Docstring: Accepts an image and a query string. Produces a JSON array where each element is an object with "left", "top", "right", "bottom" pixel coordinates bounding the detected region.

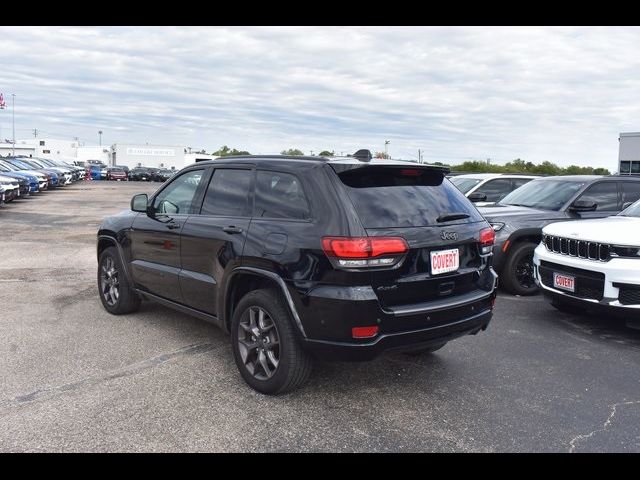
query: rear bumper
[
  {"left": 294, "top": 268, "right": 498, "bottom": 361},
  {"left": 302, "top": 310, "right": 492, "bottom": 361}
]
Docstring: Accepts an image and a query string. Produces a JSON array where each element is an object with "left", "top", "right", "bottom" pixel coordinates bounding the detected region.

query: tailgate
[{"left": 365, "top": 222, "right": 487, "bottom": 307}]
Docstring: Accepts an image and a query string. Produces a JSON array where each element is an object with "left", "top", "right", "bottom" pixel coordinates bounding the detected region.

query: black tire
[
  {"left": 501, "top": 241, "right": 539, "bottom": 296},
  {"left": 97, "top": 246, "right": 141, "bottom": 315},
  {"left": 231, "top": 289, "right": 313, "bottom": 395},
  {"left": 551, "top": 298, "right": 584, "bottom": 314},
  {"left": 402, "top": 342, "right": 447, "bottom": 356}
]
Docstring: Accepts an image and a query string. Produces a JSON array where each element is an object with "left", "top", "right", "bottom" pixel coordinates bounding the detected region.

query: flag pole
[{"left": 12, "top": 94, "right": 16, "bottom": 156}]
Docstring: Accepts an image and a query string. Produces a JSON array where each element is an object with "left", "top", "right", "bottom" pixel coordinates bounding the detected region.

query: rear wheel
[
  {"left": 231, "top": 289, "right": 313, "bottom": 394},
  {"left": 501, "top": 241, "right": 539, "bottom": 296},
  {"left": 98, "top": 246, "right": 141, "bottom": 314},
  {"left": 402, "top": 342, "right": 447, "bottom": 356}
]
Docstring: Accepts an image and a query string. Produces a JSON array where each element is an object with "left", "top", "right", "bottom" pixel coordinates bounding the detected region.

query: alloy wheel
[
  {"left": 237, "top": 306, "right": 280, "bottom": 380},
  {"left": 100, "top": 256, "right": 120, "bottom": 306},
  {"left": 515, "top": 253, "right": 536, "bottom": 290}
]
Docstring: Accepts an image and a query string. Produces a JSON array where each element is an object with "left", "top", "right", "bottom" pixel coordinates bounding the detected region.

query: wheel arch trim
[
  {"left": 224, "top": 267, "right": 306, "bottom": 338},
  {"left": 505, "top": 228, "right": 543, "bottom": 251},
  {"left": 97, "top": 234, "right": 133, "bottom": 285}
]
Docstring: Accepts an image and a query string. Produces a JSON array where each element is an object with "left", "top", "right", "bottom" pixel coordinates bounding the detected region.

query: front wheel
[
  {"left": 98, "top": 246, "right": 141, "bottom": 314},
  {"left": 501, "top": 241, "right": 539, "bottom": 296},
  {"left": 231, "top": 289, "right": 313, "bottom": 394}
]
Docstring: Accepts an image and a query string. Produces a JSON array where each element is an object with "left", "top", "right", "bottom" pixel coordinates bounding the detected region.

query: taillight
[
  {"left": 322, "top": 236, "right": 408, "bottom": 268},
  {"left": 479, "top": 227, "right": 495, "bottom": 254},
  {"left": 352, "top": 326, "right": 379, "bottom": 338}
]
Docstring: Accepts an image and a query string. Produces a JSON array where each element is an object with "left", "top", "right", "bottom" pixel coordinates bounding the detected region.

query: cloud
[{"left": 1, "top": 25, "right": 640, "bottom": 170}]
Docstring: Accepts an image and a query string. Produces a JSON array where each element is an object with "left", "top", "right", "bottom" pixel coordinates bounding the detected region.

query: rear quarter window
[
  {"left": 254, "top": 171, "right": 310, "bottom": 220},
  {"left": 335, "top": 166, "right": 484, "bottom": 228}
]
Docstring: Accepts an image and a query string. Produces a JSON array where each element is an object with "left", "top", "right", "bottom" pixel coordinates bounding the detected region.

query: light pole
[
  {"left": 12, "top": 94, "right": 16, "bottom": 156},
  {"left": 384, "top": 140, "right": 390, "bottom": 158},
  {"left": 98, "top": 130, "right": 103, "bottom": 146}
]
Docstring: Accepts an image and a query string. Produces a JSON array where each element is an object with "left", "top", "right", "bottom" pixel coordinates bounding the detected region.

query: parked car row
[
  {"left": 127, "top": 166, "right": 176, "bottom": 182},
  {"left": 0, "top": 155, "right": 86, "bottom": 205},
  {"left": 72, "top": 161, "right": 176, "bottom": 183},
  {"left": 452, "top": 172, "right": 640, "bottom": 325}
]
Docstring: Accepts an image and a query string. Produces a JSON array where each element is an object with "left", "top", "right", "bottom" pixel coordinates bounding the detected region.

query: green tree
[
  {"left": 318, "top": 150, "right": 334, "bottom": 157},
  {"left": 564, "top": 165, "right": 591, "bottom": 175},
  {"left": 281, "top": 148, "right": 305, "bottom": 156},
  {"left": 449, "top": 158, "right": 610, "bottom": 176},
  {"left": 533, "top": 161, "right": 562, "bottom": 175},
  {"left": 212, "top": 145, "right": 250, "bottom": 156}
]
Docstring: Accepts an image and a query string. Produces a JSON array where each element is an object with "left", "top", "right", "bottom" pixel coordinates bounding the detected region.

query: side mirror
[
  {"left": 569, "top": 200, "right": 597, "bottom": 212},
  {"left": 622, "top": 201, "right": 634, "bottom": 210},
  {"left": 468, "top": 192, "right": 488, "bottom": 202},
  {"left": 131, "top": 193, "right": 149, "bottom": 213}
]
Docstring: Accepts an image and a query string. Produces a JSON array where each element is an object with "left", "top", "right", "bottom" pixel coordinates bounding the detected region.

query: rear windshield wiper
[{"left": 436, "top": 213, "right": 470, "bottom": 223}]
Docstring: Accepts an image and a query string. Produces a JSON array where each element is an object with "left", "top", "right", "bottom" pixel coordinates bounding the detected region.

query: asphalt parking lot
[{"left": 1, "top": 181, "right": 640, "bottom": 452}]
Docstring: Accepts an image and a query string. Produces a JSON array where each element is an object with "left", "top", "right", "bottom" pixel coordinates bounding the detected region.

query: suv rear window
[{"left": 336, "top": 166, "right": 483, "bottom": 228}]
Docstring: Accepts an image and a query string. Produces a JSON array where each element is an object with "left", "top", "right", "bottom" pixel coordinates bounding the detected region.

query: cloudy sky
[{"left": 1, "top": 26, "right": 640, "bottom": 170}]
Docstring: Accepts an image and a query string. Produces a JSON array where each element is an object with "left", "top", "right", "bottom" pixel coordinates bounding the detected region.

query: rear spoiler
[{"left": 328, "top": 161, "right": 450, "bottom": 176}]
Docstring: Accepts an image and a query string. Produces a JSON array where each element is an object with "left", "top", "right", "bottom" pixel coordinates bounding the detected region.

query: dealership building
[
  {"left": 0, "top": 138, "right": 215, "bottom": 170},
  {"left": 619, "top": 132, "right": 640, "bottom": 175},
  {"left": 110, "top": 144, "right": 186, "bottom": 170}
]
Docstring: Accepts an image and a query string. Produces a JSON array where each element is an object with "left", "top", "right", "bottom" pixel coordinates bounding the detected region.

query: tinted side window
[
  {"left": 577, "top": 182, "right": 619, "bottom": 211},
  {"left": 153, "top": 169, "right": 204, "bottom": 215},
  {"left": 474, "top": 178, "right": 514, "bottom": 202},
  {"left": 621, "top": 182, "right": 640, "bottom": 205},
  {"left": 512, "top": 178, "right": 533, "bottom": 189},
  {"left": 200, "top": 168, "right": 252, "bottom": 216},
  {"left": 254, "top": 171, "right": 310, "bottom": 220}
]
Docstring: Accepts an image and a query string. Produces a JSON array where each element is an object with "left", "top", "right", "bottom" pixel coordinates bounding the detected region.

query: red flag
[{"left": 0, "top": 93, "right": 6, "bottom": 109}]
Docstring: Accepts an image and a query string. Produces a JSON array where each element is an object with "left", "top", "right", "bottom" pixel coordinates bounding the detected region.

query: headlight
[
  {"left": 611, "top": 245, "right": 640, "bottom": 258},
  {"left": 491, "top": 222, "right": 506, "bottom": 232}
]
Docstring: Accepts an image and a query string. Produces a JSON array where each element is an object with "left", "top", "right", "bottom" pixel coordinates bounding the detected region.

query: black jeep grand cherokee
[{"left": 97, "top": 151, "right": 498, "bottom": 394}]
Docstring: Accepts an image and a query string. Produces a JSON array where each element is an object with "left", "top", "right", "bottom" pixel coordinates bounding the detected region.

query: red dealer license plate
[
  {"left": 430, "top": 248, "right": 459, "bottom": 275},
  {"left": 553, "top": 272, "right": 575, "bottom": 292}
]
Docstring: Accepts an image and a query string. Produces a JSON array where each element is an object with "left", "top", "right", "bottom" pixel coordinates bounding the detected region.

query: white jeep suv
[{"left": 534, "top": 199, "right": 640, "bottom": 318}]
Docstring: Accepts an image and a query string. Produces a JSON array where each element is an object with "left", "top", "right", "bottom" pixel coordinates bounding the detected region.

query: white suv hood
[{"left": 543, "top": 216, "right": 640, "bottom": 245}]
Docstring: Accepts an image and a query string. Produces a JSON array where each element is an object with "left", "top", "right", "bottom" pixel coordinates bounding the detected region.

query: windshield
[
  {"left": 6, "top": 159, "right": 32, "bottom": 170},
  {"left": 499, "top": 179, "right": 586, "bottom": 211},
  {"left": 0, "top": 161, "right": 18, "bottom": 171},
  {"left": 24, "top": 160, "right": 44, "bottom": 168},
  {"left": 620, "top": 200, "right": 640, "bottom": 218},
  {"left": 450, "top": 177, "right": 483, "bottom": 194}
]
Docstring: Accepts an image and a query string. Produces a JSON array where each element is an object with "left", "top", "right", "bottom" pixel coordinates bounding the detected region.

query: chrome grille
[{"left": 543, "top": 235, "right": 610, "bottom": 261}]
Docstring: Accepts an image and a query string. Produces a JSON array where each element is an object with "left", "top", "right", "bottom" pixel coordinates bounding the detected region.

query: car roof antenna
[{"left": 353, "top": 149, "right": 372, "bottom": 162}]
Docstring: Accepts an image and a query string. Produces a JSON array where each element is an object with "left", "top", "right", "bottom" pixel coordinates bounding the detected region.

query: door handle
[
  {"left": 166, "top": 222, "right": 180, "bottom": 230},
  {"left": 223, "top": 226, "right": 243, "bottom": 234}
]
